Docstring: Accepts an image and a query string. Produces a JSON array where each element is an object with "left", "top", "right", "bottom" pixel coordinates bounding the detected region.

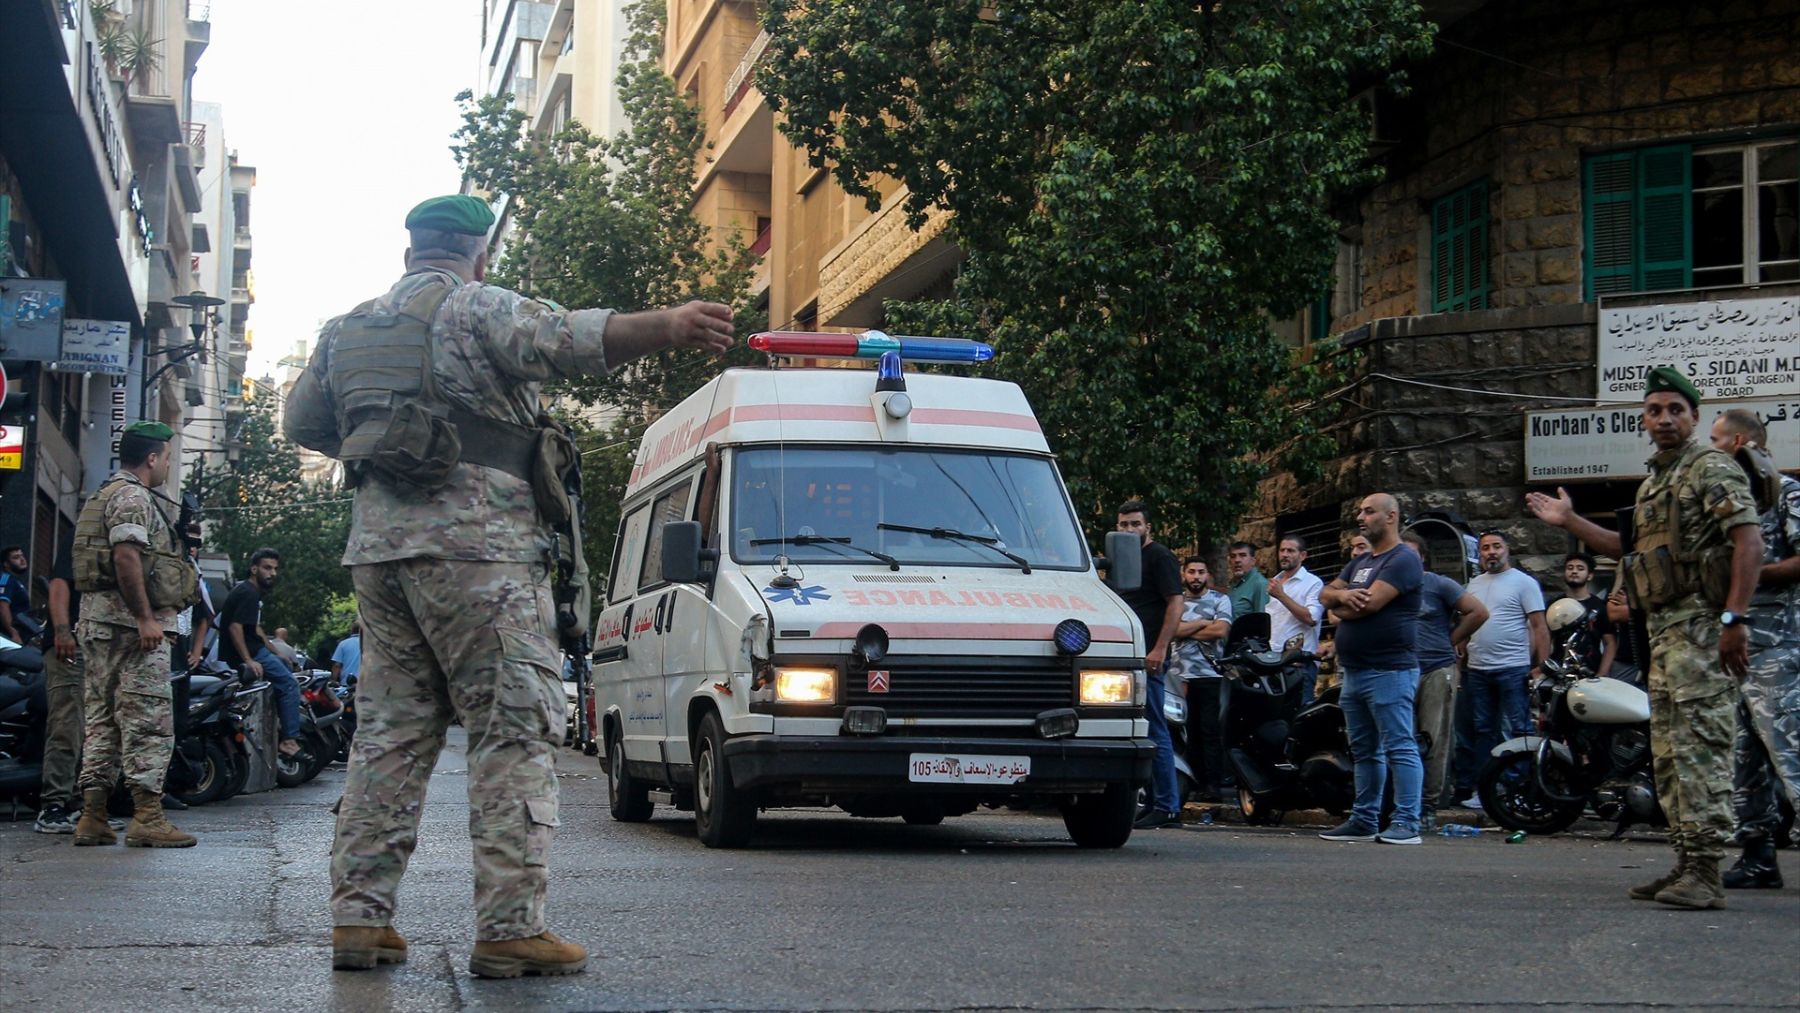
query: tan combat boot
[
  {"left": 71, "top": 787, "right": 118, "bottom": 847},
  {"left": 468, "top": 930, "right": 588, "bottom": 979},
  {"left": 1656, "top": 854, "right": 1728, "bottom": 910},
  {"left": 1628, "top": 849, "right": 1686, "bottom": 900},
  {"left": 331, "top": 926, "right": 409, "bottom": 970},
  {"left": 124, "top": 789, "right": 196, "bottom": 848}
]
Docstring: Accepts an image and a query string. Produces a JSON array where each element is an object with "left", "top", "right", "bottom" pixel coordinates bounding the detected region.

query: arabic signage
[
  {"left": 52, "top": 319, "right": 131, "bottom": 375},
  {"left": 1598, "top": 295, "right": 1800, "bottom": 402},
  {"left": 0, "top": 279, "right": 69, "bottom": 361},
  {"left": 0, "top": 425, "right": 23, "bottom": 471},
  {"left": 1525, "top": 397, "right": 1800, "bottom": 483}
]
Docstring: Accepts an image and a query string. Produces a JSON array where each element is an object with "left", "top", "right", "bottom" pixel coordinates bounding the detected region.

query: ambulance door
[
  {"left": 594, "top": 499, "right": 661, "bottom": 769},
  {"left": 630, "top": 471, "right": 707, "bottom": 776}
]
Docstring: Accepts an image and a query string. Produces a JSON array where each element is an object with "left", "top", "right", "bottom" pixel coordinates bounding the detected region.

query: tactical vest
[
  {"left": 1620, "top": 446, "right": 1734, "bottom": 611},
  {"left": 72, "top": 475, "right": 200, "bottom": 611}
]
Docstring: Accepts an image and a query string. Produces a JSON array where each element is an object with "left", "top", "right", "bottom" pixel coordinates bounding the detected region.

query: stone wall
[{"left": 1343, "top": 0, "right": 1800, "bottom": 330}]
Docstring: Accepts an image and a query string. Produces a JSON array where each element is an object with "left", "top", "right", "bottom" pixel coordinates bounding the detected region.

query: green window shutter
[
  {"left": 1308, "top": 290, "right": 1331, "bottom": 341},
  {"left": 1430, "top": 179, "right": 1490, "bottom": 313},
  {"left": 1635, "top": 144, "right": 1692, "bottom": 293},
  {"left": 1582, "top": 144, "right": 1692, "bottom": 299}
]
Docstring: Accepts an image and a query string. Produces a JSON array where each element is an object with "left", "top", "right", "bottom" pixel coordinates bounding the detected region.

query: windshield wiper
[
  {"left": 876, "top": 523, "right": 1031, "bottom": 574},
  {"left": 749, "top": 534, "right": 900, "bottom": 571}
]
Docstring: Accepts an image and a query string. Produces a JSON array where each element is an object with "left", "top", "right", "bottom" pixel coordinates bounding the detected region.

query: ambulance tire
[
  {"left": 606, "top": 723, "right": 654, "bottom": 822},
  {"left": 694, "top": 712, "right": 756, "bottom": 848},
  {"left": 1060, "top": 782, "right": 1136, "bottom": 848}
]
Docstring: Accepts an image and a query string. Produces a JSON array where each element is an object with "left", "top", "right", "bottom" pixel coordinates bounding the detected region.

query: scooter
[
  {"left": 167, "top": 661, "right": 271, "bottom": 806},
  {"left": 1223, "top": 616, "right": 1349, "bottom": 825},
  {"left": 1477, "top": 598, "right": 1662, "bottom": 837},
  {"left": 0, "top": 635, "right": 48, "bottom": 806},
  {"left": 274, "top": 671, "right": 344, "bottom": 788}
]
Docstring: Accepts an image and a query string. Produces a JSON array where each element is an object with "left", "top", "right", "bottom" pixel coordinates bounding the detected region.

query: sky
[{"left": 190, "top": 1, "right": 487, "bottom": 378}]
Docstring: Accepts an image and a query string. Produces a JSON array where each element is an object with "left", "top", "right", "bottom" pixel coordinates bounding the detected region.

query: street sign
[
  {"left": 52, "top": 319, "right": 131, "bottom": 375},
  {"left": 1524, "top": 397, "right": 1800, "bottom": 483},
  {"left": 1598, "top": 295, "right": 1800, "bottom": 402},
  {"left": 0, "top": 424, "right": 23, "bottom": 471}
]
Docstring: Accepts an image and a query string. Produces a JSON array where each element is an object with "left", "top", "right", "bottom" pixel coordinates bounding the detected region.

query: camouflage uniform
[
  {"left": 75, "top": 473, "right": 180, "bottom": 796},
  {"left": 1634, "top": 441, "right": 1760, "bottom": 863},
  {"left": 287, "top": 268, "right": 611, "bottom": 942},
  {"left": 1732, "top": 474, "right": 1800, "bottom": 835}
]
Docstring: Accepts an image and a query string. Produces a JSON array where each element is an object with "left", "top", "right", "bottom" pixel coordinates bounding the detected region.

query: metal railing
[
  {"left": 187, "top": 1, "right": 212, "bottom": 22},
  {"left": 185, "top": 121, "right": 206, "bottom": 147},
  {"left": 722, "top": 29, "right": 770, "bottom": 113}
]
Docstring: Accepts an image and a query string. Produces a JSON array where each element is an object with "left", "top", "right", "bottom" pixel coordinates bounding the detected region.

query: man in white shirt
[
  {"left": 1266, "top": 535, "right": 1325, "bottom": 703},
  {"left": 1454, "top": 530, "right": 1549, "bottom": 808}
]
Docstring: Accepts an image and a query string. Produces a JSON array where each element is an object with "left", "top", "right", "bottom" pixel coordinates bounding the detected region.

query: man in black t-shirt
[
  {"left": 1549, "top": 552, "right": 1606, "bottom": 671},
  {"left": 1116, "top": 500, "right": 1184, "bottom": 828},
  {"left": 220, "top": 548, "right": 303, "bottom": 756}
]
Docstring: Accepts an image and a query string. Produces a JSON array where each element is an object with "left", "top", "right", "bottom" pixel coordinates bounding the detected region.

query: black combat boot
[{"left": 1721, "top": 833, "right": 1783, "bottom": 890}]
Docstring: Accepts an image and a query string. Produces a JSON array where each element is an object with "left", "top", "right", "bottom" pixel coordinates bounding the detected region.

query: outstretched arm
[{"left": 1525, "top": 487, "right": 1623, "bottom": 558}]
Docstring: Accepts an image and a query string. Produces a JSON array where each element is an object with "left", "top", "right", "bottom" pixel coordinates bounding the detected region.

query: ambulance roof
[{"left": 625, "top": 367, "right": 1051, "bottom": 497}]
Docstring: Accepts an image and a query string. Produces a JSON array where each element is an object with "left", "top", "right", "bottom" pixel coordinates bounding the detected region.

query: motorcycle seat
[{"left": 189, "top": 674, "right": 231, "bottom": 698}]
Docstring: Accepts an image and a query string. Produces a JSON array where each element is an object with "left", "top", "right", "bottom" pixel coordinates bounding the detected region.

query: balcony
[
  {"left": 818, "top": 189, "right": 961, "bottom": 328},
  {"left": 705, "top": 29, "right": 772, "bottom": 185},
  {"left": 232, "top": 227, "right": 250, "bottom": 274},
  {"left": 185, "top": 120, "right": 207, "bottom": 164}
]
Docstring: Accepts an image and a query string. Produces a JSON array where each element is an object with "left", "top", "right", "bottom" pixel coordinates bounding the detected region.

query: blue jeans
[
  {"left": 1144, "top": 672, "right": 1179, "bottom": 814},
  {"left": 1453, "top": 664, "right": 1532, "bottom": 798},
  {"left": 255, "top": 646, "right": 303, "bottom": 741},
  {"left": 1340, "top": 666, "right": 1423, "bottom": 831},
  {"left": 1296, "top": 660, "right": 1321, "bottom": 707}
]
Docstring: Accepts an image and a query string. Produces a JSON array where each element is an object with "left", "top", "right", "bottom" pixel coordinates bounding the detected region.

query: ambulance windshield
[{"left": 730, "top": 446, "right": 1088, "bottom": 571}]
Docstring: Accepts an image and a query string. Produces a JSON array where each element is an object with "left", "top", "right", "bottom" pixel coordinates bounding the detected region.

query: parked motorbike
[
  {"left": 0, "top": 635, "right": 48, "bottom": 805},
  {"left": 329, "top": 670, "right": 357, "bottom": 762},
  {"left": 1477, "top": 598, "right": 1662, "bottom": 836},
  {"left": 167, "top": 661, "right": 271, "bottom": 806},
  {"left": 275, "top": 671, "right": 344, "bottom": 788},
  {"left": 1222, "top": 615, "right": 1349, "bottom": 825}
]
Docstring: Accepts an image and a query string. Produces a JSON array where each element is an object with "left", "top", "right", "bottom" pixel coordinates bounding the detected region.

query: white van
[{"left": 587, "top": 335, "right": 1151, "bottom": 848}]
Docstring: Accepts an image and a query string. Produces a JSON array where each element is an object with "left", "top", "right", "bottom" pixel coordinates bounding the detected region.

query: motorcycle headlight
[
  {"left": 773, "top": 667, "right": 836, "bottom": 703},
  {"left": 1079, "top": 669, "right": 1135, "bottom": 705}
]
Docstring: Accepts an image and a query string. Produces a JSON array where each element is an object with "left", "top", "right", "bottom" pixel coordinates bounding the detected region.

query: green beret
[
  {"left": 1645, "top": 365, "right": 1700, "bottom": 409},
  {"left": 403, "top": 195, "right": 495, "bottom": 236},
  {"left": 124, "top": 420, "right": 174, "bottom": 441}
]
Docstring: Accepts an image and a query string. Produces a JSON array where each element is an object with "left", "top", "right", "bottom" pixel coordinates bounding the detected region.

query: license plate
[{"left": 907, "top": 753, "right": 1030, "bottom": 784}]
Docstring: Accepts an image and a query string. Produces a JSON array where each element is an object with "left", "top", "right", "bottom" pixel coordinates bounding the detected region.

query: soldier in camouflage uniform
[
  {"left": 1528, "top": 367, "right": 1763, "bottom": 910},
  {"left": 1708, "top": 409, "right": 1800, "bottom": 889},
  {"left": 285, "top": 195, "right": 733, "bottom": 978},
  {"left": 70, "top": 420, "right": 196, "bottom": 849}
]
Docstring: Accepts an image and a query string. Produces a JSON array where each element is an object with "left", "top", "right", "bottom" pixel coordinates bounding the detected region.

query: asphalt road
[{"left": 2, "top": 732, "right": 1796, "bottom": 1013}]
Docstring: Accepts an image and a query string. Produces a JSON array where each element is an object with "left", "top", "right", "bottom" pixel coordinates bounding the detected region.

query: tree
[
  {"left": 186, "top": 394, "right": 353, "bottom": 648},
  {"left": 758, "top": 1, "right": 1431, "bottom": 549},
  {"left": 452, "top": 0, "right": 766, "bottom": 582}
]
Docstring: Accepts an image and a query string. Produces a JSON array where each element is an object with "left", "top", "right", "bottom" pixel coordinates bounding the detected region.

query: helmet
[{"left": 1546, "top": 596, "right": 1589, "bottom": 633}]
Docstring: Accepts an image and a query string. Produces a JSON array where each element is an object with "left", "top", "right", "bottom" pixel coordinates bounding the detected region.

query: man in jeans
[
  {"left": 1455, "top": 531, "right": 1549, "bottom": 809},
  {"left": 1400, "top": 530, "right": 1488, "bottom": 824},
  {"left": 218, "top": 548, "right": 304, "bottom": 759},
  {"left": 1115, "top": 500, "right": 1184, "bottom": 829},
  {"left": 1318, "top": 493, "right": 1426, "bottom": 845},
  {"left": 1170, "top": 557, "right": 1233, "bottom": 801}
]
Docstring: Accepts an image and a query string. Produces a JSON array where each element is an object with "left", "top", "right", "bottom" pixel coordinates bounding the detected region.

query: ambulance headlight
[
  {"left": 1078, "top": 670, "right": 1135, "bottom": 705},
  {"left": 774, "top": 667, "right": 837, "bottom": 703}
]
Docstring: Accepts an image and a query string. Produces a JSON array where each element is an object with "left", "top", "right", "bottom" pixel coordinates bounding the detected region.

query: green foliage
[
  {"left": 186, "top": 395, "right": 353, "bottom": 646},
  {"left": 307, "top": 593, "right": 360, "bottom": 668},
  {"left": 451, "top": 0, "right": 765, "bottom": 581},
  {"left": 758, "top": 1, "right": 1431, "bottom": 549}
]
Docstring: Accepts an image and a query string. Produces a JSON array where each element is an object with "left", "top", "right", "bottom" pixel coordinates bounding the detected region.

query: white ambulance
[{"left": 587, "top": 332, "right": 1152, "bottom": 848}]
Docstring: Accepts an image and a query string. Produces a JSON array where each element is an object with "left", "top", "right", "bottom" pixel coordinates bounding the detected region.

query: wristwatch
[{"left": 1720, "top": 611, "right": 1757, "bottom": 628}]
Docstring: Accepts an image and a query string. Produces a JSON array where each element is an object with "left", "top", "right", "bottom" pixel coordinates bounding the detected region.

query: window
[
  {"left": 607, "top": 503, "right": 650, "bottom": 604},
  {"left": 1429, "top": 179, "right": 1490, "bottom": 313},
  {"left": 637, "top": 479, "right": 696, "bottom": 592},
  {"left": 1583, "top": 139, "right": 1800, "bottom": 299}
]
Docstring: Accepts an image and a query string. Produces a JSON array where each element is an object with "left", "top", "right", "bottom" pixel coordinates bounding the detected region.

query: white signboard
[
  {"left": 1598, "top": 295, "right": 1800, "bottom": 402},
  {"left": 53, "top": 318, "right": 131, "bottom": 376},
  {"left": 1525, "top": 398, "right": 1800, "bottom": 483}
]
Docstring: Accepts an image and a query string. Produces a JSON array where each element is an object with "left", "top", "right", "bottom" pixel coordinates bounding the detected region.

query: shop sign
[
  {"left": 0, "top": 425, "right": 23, "bottom": 471},
  {"left": 52, "top": 318, "right": 131, "bottom": 375},
  {"left": 0, "top": 278, "right": 69, "bottom": 361},
  {"left": 1598, "top": 295, "right": 1800, "bottom": 402},
  {"left": 1525, "top": 397, "right": 1800, "bottom": 482}
]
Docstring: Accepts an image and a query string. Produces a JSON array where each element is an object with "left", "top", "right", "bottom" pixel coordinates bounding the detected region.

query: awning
[{"left": 0, "top": 1, "right": 142, "bottom": 327}]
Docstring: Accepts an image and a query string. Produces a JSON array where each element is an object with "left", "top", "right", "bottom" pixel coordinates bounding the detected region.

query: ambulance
[{"left": 587, "top": 331, "right": 1153, "bottom": 848}]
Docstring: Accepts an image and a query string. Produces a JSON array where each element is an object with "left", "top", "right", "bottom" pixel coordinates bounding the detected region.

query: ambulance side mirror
[
  {"left": 1098, "top": 531, "right": 1141, "bottom": 593},
  {"left": 661, "top": 522, "right": 717, "bottom": 584}
]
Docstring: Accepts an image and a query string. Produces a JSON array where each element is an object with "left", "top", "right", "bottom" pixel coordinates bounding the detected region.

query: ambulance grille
[
  {"left": 846, "top": 656, "right": 1073, "bottom": 718},
  {"left": 850, "top": 574, "right": 939, "bottom": 583}
]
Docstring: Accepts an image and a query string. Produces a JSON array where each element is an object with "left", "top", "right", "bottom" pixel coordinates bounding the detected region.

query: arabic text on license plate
[{"left": 907, "top": 753, "right": 1030, "bottom": 784}]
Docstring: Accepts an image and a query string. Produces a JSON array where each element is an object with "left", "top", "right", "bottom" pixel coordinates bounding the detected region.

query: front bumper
[{"left": 721, "top": 735, "right": 1155, "bottom": 793}]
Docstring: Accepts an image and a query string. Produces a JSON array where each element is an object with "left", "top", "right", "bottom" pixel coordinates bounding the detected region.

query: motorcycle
[
  {"left": 1223, "top": 616, "right": 1350, "bottom": 825},
  {"left": 1477, "top": 597, "right": 1662, "bottom": 836},
  {"left": 167, "top": 661, "right": 271, "bottom": 807},
  {"left": 275, "top": 671, "right": 344, "bottom": 788},
  {"left": 0, "top": 634, "right": 48, "bottom": 805}
]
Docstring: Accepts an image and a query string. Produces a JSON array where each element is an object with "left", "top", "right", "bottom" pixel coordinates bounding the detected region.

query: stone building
[{"left": 1245, "top": 0, "right": 1800, "bottom": 584}]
